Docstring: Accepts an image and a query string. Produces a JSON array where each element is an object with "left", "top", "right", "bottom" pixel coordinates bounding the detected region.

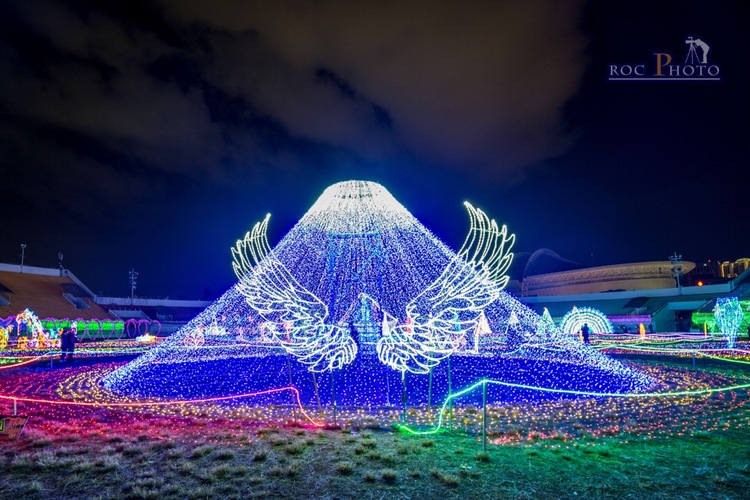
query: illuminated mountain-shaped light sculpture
[
  {"left": 103, "top": 181, "right": 651, "bottom": 406},
  {"left": 232, "top": 198, "right": 513, "bottom": 375}
]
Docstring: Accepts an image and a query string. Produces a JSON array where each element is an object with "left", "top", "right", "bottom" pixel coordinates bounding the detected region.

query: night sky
[{"left": 1, "top": 1, "right": 747, "bottom": 299}]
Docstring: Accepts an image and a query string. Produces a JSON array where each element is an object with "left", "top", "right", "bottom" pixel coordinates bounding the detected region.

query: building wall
[
  {"left": 525, "top": 277, "right": 677, "bottom": 296},
  {"left": 720, "top": 258, "right": 750, "bottom": 278},
  {"left": 521, "top": 261, "right": 695, "bottom": 297}
]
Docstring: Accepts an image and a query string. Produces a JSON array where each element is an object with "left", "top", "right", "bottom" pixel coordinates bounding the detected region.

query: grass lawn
[{"left": 1, "top": 421, "right": 749, "bottom": 499}]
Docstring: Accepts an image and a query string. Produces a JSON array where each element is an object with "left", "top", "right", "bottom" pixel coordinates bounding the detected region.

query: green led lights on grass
[{"left": 398, "top": 375, "right": 750, "bottom": 435}]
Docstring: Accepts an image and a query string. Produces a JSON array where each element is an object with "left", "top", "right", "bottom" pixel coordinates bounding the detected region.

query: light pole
[
  {"left": 20, "top": 244, "right": 26, "bottom": 273},
  {"left": 669, "top": 251, "right": 683, "bottom": 295},
  {"left": 129, "top": 268, "right": 138, "bottom": 304}
]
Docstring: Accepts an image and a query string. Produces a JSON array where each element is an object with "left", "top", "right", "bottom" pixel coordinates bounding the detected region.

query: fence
[{"left": 0, "top": 316, "right": 162, "bottom": 343}]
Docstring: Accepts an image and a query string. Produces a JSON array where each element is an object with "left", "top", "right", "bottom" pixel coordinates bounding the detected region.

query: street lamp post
[
  {"left": 129, "top": 268, "right": 138, "bottom": 304},
  {"left": 669, "top": 251, "right": 683, "bottom": 294},
  {"left": 20, "top": 244, "right": 26, "bottom": 273}
]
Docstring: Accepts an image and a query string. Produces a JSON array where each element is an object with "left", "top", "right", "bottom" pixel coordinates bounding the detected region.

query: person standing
[
  {"left": 67, "top": 324, "right": 79, "bottom": 361},
  {"left": 581, "top": 323, "right": 591, "bottom": 344},
  {"left": 60, "top": 327, "right": 70, "bottom": 362}
]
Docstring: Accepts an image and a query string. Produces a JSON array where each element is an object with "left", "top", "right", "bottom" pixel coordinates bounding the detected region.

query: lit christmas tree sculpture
[
  {"left": 104, "top": 181, "right": 651, "bottom": 406},
  {"left": 714, "top": 297, "right": 743, "bottom": 349}
]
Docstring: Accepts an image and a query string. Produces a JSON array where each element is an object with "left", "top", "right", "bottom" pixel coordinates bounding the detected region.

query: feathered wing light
[
  {"left": 377, "top": 202, "right": 515, "bottom": 374},
  {"left": 232, "top": 215, "right": 357, "bottom": 372},
  {"left": 377, "top": 311, "right": 462, "bottom": 374}
]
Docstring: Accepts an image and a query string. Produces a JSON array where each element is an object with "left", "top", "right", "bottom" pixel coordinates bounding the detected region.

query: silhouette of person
[
  {"left": 686, "top": 37, "right": 710, "bottom": 64},
  {"left": 69, "top": 325, "right": 79, "bottom": 360},
  {"left": 60, "top": 327, "right": 70, "bottom": 361},
  {"left": 581, "top": 323, "right": 590, "bottom": 344},
  {"left": 61, "top": 325, "right": 79, "bottom": 362},
  {"left": 348, "top": 319, "right": 359, "bottom": 344},
  {"left": 692, "top": 38, "right": 710, "bottom": 63}
]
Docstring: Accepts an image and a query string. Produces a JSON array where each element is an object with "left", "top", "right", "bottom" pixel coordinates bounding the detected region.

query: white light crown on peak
[
  {"left": 299, "top": 180, "right": 418, "bottom": 234},
  {"left": 376, "top": 202, "right": 515, "bottom": 374},
  {"left": 232, "top": 214, "right": 357, "bottom": 372}
]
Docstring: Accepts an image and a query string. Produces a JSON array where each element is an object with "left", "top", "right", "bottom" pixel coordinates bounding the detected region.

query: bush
[
  {"left": 335, "top": 461, "right": 355, "bottom": 475},
  {"left": 381, "top": 469, "right": 398, "bottom": 483}
]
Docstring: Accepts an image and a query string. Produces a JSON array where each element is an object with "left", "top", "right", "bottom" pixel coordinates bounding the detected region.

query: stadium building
[
  {"left": 509, "top": 250, "right": 750, "bottom": 333},
  {"left": 0, "top": 263, "right": 210, "bottom": 338}
]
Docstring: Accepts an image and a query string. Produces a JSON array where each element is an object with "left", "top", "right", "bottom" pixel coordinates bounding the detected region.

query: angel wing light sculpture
[
  {"left": 376, "top": 202, "right": 515, "bottom": 374},
  {"left": 232, "top": 215, "right": 357, "bottom": 372},
  {"left": 233, "top": 202, "right": 513, "bottom": 375}
]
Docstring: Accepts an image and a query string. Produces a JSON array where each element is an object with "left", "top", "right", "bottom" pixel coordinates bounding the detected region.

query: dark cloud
[
  {"left": 2, "top": 0, "right": 743, "bottom": 298},
  {"left": 0, "top": 0, "right": 588, "bottom": 298},
  {"left": 2, "top": 0, "right": 586, "bottom": 185},
  {"left": 164, "top": 0, "right": 586, "bottom": 173}
]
